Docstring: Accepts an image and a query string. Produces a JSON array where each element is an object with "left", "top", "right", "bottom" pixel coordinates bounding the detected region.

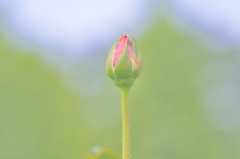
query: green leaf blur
[{"left": 85, "top": 148, "right": 121, "bottom": 159}]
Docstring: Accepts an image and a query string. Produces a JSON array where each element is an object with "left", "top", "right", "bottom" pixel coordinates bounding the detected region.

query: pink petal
[
  {"left": 112, "top": 35, "right": 138, "bottom": 68},
  {"left": 113, "top": 35, "right": 127, "bottom": 66}
]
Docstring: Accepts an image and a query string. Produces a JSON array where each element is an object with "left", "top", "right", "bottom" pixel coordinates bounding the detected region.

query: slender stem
[{"left": 120, "top": 88, "right": 131, "bottom": 159}]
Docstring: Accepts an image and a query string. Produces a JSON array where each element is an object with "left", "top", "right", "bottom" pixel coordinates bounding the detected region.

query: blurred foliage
[
  {"left": 1, "top": 19, "right": 240, "bottom": 159},
  {"left": 85, "top": 147, "right": 121, "bottom": 159}
]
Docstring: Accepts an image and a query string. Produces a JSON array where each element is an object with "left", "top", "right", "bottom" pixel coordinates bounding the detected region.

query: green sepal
[
  {"left": 114, "top": 77, "right": 135, "bottom": 88},
  {"left": 85, "top": 147, "right": 121, "bottom": 159},
  {"left": 114, "top": 36, "right": 133, "bottom": 78},
  {"left": 105, "top": 37, "right": 121, "bottom": 80},
  {"left": 132, "top": 37, "right": 142, "bottom": 78}
]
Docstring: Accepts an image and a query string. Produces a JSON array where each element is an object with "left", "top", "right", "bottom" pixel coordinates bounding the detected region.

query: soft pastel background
[{"left": 1, "top": 0, "right": 240, "bottom": 159}]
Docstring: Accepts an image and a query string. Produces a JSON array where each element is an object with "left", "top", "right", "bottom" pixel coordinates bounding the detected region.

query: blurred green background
[{"left": 1, "top": 17, "right": 240, "bottom": 159}]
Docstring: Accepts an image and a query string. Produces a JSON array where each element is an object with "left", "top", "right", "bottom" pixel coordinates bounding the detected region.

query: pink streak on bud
[{"left": 113, "top": 35, "right": 138, "bottom": 67}]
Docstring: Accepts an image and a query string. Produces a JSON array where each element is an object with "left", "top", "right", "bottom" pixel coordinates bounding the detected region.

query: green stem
[{"left": 120, "top": 88, "right": 131, "bottom": 159}]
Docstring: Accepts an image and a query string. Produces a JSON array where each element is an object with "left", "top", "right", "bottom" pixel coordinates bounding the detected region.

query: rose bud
[{"left": 106, "top": 34, "right": 142, "bottom": 88}]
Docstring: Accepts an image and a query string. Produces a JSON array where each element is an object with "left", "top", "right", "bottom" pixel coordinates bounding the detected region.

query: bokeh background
[{"left": 1, "top": 0, "right": 240, "bottom": 159}]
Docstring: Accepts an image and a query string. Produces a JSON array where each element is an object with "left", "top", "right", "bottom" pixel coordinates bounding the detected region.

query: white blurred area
[
  {"left": 168, "top": 0, "right": 240, "bottom": 49},
  {"left": 0, "top": 0, "right": 153, "bottom": 59}
]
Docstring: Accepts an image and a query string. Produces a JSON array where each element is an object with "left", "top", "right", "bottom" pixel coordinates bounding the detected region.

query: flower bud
[{"left": 106, "top": 34, "right": 142, "bottom": 88}]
